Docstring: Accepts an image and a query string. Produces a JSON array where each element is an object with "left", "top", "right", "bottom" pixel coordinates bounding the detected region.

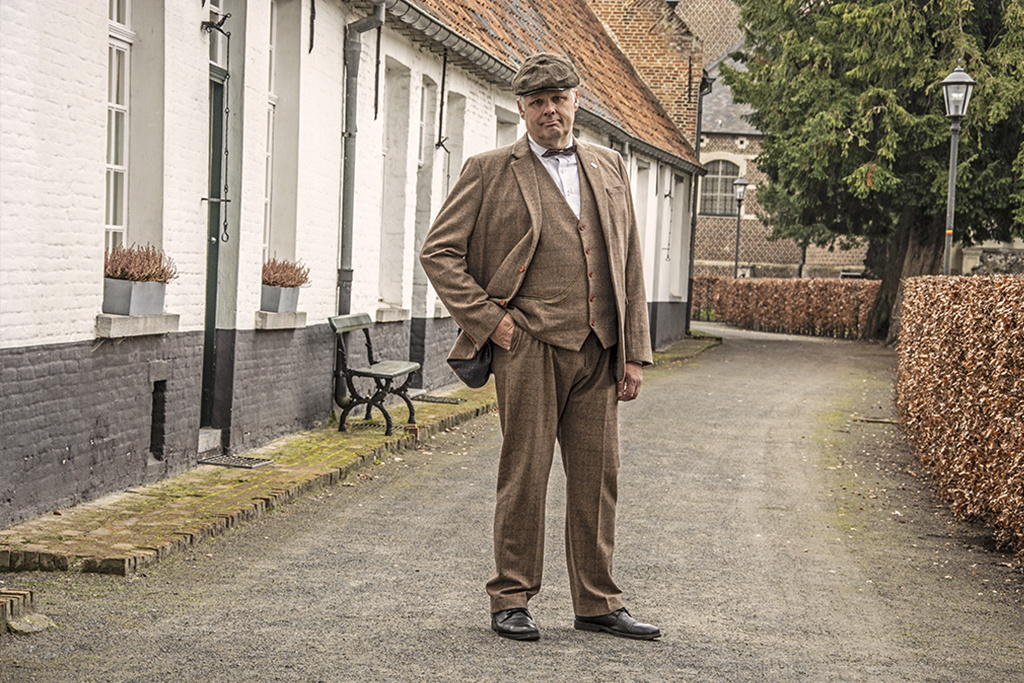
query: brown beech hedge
[
  {"left": 897, "top": 275, "right": 1024, "bottom": 557},
  {"left": 691, "top": 276, "right": 880, "bottom": 339}
]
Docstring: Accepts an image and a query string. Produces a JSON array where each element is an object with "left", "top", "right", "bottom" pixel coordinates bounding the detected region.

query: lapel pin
[{"left": 590, "top": 162, "right": 597, "bottom": 168}]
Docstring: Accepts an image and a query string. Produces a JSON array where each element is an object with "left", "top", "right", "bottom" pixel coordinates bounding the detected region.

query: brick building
[
  {"left": 0, "top": 0, "right": 701, "bottom": 527},
  {"left": 586, "top": 0, "right": 705, "bottom": 344},
  {"left": 675, "top": 0, "right": 869, "bottom": 278}
]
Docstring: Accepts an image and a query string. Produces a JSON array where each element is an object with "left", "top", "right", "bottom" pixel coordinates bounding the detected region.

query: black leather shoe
[
  {"left": 491, "top": 608, "right": 540, "bottom": 641},
  {"left": 574, "top": 607, "right": 661, "bottom": 640}
]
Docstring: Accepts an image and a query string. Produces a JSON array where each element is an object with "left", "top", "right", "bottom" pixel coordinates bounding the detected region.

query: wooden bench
[{"left": 329, "top": 314, "right": 420, "bottom": 436}]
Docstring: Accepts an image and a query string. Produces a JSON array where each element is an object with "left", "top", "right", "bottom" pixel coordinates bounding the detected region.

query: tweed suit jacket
[{"left": 420, "top": 135, "right": 653, "bottom": 382}]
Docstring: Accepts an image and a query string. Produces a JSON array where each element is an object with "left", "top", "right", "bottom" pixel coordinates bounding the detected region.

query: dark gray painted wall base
[
  {"left": 1, "top": 332, "right": 204, "bottom": 528},
  {"left": 411, "top": 316, "right": 461, "bottom": 390},
  {"left": 649, "top": 300, "right": 691, "bottom": 352},
  {"left": 222, "top": 325, "right": 336, "bottom": 454}
]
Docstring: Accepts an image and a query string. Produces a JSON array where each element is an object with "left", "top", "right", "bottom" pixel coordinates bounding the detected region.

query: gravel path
[{"left": 2, "top": 324, "right": 1020, "bottom": 682}]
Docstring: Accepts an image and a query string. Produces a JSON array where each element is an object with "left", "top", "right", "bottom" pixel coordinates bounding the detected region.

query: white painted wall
[
  {"left": 162, "top": 1, "right": 217, "bottom": 332},
  {"left": 0, "top": 2, "right": 108, "bottom": 348},
  {"left": 0, "top": 0, "right": 694, "bottom": 351}
]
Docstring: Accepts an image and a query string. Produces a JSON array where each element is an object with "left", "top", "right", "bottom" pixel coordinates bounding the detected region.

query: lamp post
[
  {"left": 732, "top": 177, "right": 748, "bottom": 278},
  {"left": 940, "top": 64, "right": 976, "bottom": 275}
]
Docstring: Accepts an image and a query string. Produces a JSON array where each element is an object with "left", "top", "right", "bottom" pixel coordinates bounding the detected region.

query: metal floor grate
[
  {"left": 411, "top": 395, "right": 465, "bottom": 404},
  {"left": 197, "top": 454, "right": 274, "bottom": 469}
]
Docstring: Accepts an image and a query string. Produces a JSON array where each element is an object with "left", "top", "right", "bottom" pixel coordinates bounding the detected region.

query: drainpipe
[
  {"left": 339, "top": 0, "right": 385, "bottom": 317},
  {"left": 685, "top": 68, "right": 714, "bottom": 336},
  {"left": 336, "top": 0, "right": 385, "bottom": 407}
]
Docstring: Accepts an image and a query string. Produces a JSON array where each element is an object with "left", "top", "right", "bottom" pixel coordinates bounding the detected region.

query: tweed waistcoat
[{"left": 509, "top": 155, "right": 618, "bottom": 351}]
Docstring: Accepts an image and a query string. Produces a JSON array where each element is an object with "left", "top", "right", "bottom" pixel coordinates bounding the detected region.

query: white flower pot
[
  {"left": 261, "top": 285, "right": 300, "bottom": 313},
  {"left": 102, "top": 278, "right": 166, "bottom": 316}
]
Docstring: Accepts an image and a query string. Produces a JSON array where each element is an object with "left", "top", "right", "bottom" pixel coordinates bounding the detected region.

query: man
[{"left": 420, "top": 53, "right": 659, "bottom": 642}]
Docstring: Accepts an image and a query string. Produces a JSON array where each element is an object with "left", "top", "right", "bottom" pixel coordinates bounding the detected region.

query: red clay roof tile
[{"left": 398, "top": 0, "right": 698, "bottom": 166}]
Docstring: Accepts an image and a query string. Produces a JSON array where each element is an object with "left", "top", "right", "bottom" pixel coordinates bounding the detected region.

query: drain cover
[
  {"left": 412, "top": 395, "right": 465, "bottom": 404},
  {"left": 197, "top": 454, "right": 273, "bottom": 469}
]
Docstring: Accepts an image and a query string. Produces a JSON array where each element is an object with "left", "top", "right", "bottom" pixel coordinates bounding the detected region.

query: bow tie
[{"left": 542, "top": 145, "right": 577, "bottom": 158}]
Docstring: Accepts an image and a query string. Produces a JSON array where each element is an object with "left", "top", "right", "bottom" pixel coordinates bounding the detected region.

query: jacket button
[
  {"left": 590, "top": 320, "right": 596, "bottom": 326},
  {"left": 500, "top": 299, "right": 506, "bottom": 306}
]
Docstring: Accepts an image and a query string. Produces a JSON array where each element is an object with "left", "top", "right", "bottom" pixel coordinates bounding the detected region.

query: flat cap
[{"left": 512, "top": 53, "right": 580, "bottom": 97}]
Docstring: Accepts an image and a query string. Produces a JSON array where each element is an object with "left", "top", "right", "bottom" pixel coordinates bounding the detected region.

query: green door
[{"left": 201, "top": 77, "right": 225, "bottom": 427}]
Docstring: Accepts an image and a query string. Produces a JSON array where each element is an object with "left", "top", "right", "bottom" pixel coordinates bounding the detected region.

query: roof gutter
[
  {"left": 383, "top": 0, "right": 702, "bottom": 176},
  {"left": 385, "top": 0, "right": 516, "bottom": 83},
  {"left": 575, "top": 109, "right": 702, "bottom": 176}
]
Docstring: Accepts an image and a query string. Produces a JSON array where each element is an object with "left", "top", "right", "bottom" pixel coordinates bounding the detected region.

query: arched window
[{"left": 700, "top": 160, "right": 740, "bottom": 216}]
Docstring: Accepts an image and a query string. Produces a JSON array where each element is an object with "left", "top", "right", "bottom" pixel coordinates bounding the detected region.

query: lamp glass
[
  {"left": 941, "top": 67, "right": 976, "bottom": 119},
  {"left": 733, "top": 177, "right": 748, "bottom": 202}
]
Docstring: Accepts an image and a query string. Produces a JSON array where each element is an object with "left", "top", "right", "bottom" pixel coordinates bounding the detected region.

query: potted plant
[
  {"left": 261, "top": 256, "right": 310, "bottom": 313},
  {"left": 103, "top": 243, "right": 179, "bottom": 316}
]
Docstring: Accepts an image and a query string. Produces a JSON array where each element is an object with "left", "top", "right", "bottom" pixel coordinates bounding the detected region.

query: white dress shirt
[{"left": 527, "top": 134, "right": 581, "bottom": 218}]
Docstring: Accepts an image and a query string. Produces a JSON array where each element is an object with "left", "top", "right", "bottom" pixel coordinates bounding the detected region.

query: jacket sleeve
[
  {"left": 419, "top": 156, "right": 506, "bottom": 350},
  {"left": 618, "top": 154, "right": 654, "bottom": 366}
]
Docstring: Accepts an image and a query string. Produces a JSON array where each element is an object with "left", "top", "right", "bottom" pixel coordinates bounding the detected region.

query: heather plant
[
  {"left": 262, "top": 257, "right": 310, "bottom": 288},
  {"left": 104, "top": 244, "right": 179, "bottom": 284}
]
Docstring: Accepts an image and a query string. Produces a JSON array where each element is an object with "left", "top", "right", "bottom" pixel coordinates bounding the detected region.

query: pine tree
[{"left": 725, "top": 0, "right": 1024, "bottom": 340}]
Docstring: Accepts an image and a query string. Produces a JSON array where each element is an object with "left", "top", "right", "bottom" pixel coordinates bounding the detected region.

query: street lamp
[
  {"left": 940, "top": 64, "right": 976, "bottom": 275},
  {"left": 732, "top": 177, "right": 748, "bottom": 278}
]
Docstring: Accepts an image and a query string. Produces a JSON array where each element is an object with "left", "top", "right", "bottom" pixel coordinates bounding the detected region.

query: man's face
[{"left": 517, "top": 88, "right": 578, "bottom": 149}]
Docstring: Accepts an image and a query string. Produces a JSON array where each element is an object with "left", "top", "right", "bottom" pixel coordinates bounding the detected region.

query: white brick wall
[
  {"left": 295, "top": 1, "right": 345, "bottom": 323},
  {"left": 1, "top": 0, "right": 692, "bottom": 351},
  {"left": 0, "top": 1, "right": 108, "bottom": 348},
  {"left": 163, "top": 1, "right": 219, "bottom": 333}
]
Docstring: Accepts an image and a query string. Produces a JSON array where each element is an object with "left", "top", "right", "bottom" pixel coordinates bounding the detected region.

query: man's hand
[
  {"left": 490, "top": 313, "right": 516, "bottom": 350},
  {"left": 617, "top": 361, "right": 643, "bottom": 402}
]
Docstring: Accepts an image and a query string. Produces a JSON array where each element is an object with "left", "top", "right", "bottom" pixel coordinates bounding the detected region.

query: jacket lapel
[
  {"left": 482, "top": 136, "right": 544, "bottom": 299},
  {"left": 510, "top": 136, "right": 543, "bottom": 239}
]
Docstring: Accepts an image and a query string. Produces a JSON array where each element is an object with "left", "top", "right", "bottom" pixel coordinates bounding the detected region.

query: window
[
  {"left": 263, "top": 0, "right": 278, "bottom": 260},
  {"left": 700, "top": 160, "right": 740, "bottom": 216},
  {"left": 105, "top": 1, "right": 134, "bottom": 251},
  {"left": 417, "top": 83, "right": 430, "bottom": 167},
  {"left": 495, "top": 107, "right": 518, "bottom": 147},
  {"left": 209, "top": 0, "right": 228, "bottom": 68},
  {"left": 379, "top": 59, "right": 411, "bottom": 308},
  {"left": 443, "top": 92, "right": 466, "bottom": 195}
]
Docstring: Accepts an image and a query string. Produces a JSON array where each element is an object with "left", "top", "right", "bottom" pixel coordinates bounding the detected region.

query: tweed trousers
[{"left": 485, "top": 328, "right": 624, "bottom": 617}]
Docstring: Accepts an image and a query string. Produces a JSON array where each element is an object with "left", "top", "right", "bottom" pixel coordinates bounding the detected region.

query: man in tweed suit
[{"left": 420, "top": 53, "right": 660, "bottom": 641}]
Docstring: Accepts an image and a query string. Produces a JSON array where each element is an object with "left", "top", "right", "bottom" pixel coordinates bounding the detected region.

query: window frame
[
  {"left": 105, "top": 6, "right": 135, "bottom": 252},
  {"left": 263, "top": 0, "right": 278, "bottom": 261},
  {"left": 699, "top": 159, "right": 741, "bottom": 217}
]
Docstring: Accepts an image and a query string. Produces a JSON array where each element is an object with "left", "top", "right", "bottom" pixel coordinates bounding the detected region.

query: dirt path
[{"left": 2, "top": 324, "right": 1020, "bottom": 682}]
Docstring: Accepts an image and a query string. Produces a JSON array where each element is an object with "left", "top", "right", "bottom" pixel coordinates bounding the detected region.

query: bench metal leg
[
  {"left": 338, "top": 380, "right": 396, "bottom": 436},
  {"left": 337, "top": 374, "right": 416, "bottom": 437},
  {"left": 393, "top": 375, "right": 417, "bottom": 427}
]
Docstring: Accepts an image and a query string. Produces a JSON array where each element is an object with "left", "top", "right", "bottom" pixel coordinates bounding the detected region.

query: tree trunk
[{"left": 862, "top": 214, "right": 945, "bottom": 342}]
